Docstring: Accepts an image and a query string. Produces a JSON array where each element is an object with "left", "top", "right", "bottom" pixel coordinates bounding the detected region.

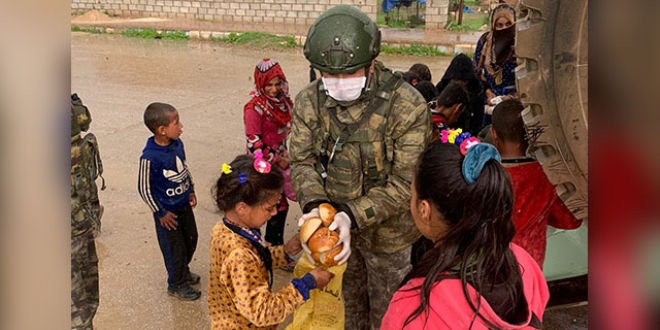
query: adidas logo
[
  {"left": 166, "top": 181, "right": 190, "bottom": 197},
  {"left": 163, "top": 156, "right": 190, "bottom": 197},
  {"left": 163, "top": 156, "right": 189, "bottom": 183}
]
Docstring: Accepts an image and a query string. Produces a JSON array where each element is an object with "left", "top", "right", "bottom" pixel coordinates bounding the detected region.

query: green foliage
[
  {"left": 376, "top": 0, "right": 425, "bottom": 29},
  {"left": 121, "top": 28, "right": 189, "bottom": 40},
  {"left": 386, "top": 18, "right": 407, "bottom": 28},
  {"left": 71, "top": 26, "right": 106, "bottom": 34},
  {"left": 381, "top": 44, "right": 450, "bottom": 57},
  {"left": 121, "top": 28, "right": 159, "bottom": 38},
  {"left": 212, "top": 32, "right": 297, "bottom": 49},
  {"left": 225, "top": 32, "right": 240, "bottom": 43},
  {"left": 102, "top": 10, "right": 120, "bottom": 18},
  {"left": 449, "top": 0, "right": 484, "bottom": 10},
  {"left": 446, "top": 16, "right": 487, "bottom": 32},
  {"left": 160, "top": 30, "right": 189, "bottom": 40},
  {"left": 409, "top": 15, "right": 426, "bottom": 28},
  {"left": 445, "top": 21, "right": 472, "bottom": 32},
  {"left": 376, "top": 0, "right": 386, "bottom": 26}
]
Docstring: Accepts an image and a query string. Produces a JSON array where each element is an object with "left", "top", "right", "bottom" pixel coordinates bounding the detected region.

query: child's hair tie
[
  {"left": 441, "top": 128, "right": 464, "bottom": 144},
  {"left": 462, "top": 143, "right": 501, "bottom": 185},
  {"left": 440, "top": 129, "right": 500, "bottom": 184},
  {"left": 238, "top": 173, "right": 248, "bottom": 184},
  {"left": 253, "top": 152, "right": 271, "bottom": 174},
  {"left": 222, "top": 163, "right": 233, "bottom": 174},
  {"left": 441, "top": 129, "right": 476, "bottom": 155},
  {"left": 460, "top": 137, "right": 481, "bottom": 156}
]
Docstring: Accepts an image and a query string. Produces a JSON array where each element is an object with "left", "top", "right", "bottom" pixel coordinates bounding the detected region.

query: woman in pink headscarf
[{"left": 243, "top": 58, "right": 297, "bottom": 270}]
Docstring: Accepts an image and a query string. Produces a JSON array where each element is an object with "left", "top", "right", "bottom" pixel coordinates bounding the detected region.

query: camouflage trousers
[
  {"left": 343, "top": 245, "right": 412, "bottom": 330},
  {"left": 71, "top": 230, "right": 99, "bottom": 330}
]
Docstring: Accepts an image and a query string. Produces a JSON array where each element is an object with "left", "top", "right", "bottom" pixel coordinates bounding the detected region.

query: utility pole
[{"left": 458, "top": 0, "right": 465, "bottom": 25}]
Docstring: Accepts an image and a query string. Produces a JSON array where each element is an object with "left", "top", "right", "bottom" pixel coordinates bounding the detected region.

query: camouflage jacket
[
  {"left": 71, "top": 133, "right": 100, "bottom": 236},
  {"left": 289, "top": 61, "right": 431, "bottom": 253}
]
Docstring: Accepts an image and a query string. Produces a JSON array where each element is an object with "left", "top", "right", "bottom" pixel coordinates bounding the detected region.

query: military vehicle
[{"left": 516, "top": 0, "right": 588, "bottom": 306}]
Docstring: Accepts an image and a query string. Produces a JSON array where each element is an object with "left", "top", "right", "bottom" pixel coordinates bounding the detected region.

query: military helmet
[
  {"left": 304, "top": 5, "right": 381, "bottom": 74},
  {"left": 71, "top": 93, "right": 91, "bottom": 136}
]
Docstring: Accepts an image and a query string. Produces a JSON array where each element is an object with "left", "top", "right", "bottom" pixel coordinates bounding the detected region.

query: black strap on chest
[
  {"left": 319, "top": 72, "right": 402, "bottom": 166},
  {"left": 224, "top": 222, "right": 273, "bottom": 288},
  {"left": 83, "top": 133, "right": 106, "bottom": 191}
]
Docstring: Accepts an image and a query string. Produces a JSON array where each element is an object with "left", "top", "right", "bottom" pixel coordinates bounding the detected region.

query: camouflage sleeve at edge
[{"left": 288, "top": 89, "right": 328, "bottom": 209}]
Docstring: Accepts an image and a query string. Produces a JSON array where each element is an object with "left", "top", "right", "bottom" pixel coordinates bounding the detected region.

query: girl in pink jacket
[
  {"left": 243, "top": 59, "right": 296, "bottom": 271},
  {"left": 382, "top": 139, "right": 549, "bottom": 329}
]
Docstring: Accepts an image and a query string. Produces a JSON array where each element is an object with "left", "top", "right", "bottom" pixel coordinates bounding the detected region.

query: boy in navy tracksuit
[{"left": 137, "top": 102, "right": 201, "bottom": 301}]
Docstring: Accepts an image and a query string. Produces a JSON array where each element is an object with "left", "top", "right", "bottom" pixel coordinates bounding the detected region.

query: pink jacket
[{"left": 381, "top": 244, "right": 549, "bottom": 329}]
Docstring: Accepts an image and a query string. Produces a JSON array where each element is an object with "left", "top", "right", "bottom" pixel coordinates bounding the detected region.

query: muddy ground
[{"left": 71, "top": 32, "right": 454, "bottom": 330}]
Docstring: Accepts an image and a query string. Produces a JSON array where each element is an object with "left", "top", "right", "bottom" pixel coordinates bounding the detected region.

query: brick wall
[
  {"left": 71, "top": 0, "right": 376, "bottom": 25},
  {"left": 424, "top": 0, "right": 449, "bottom": 31},
  {"left": 71, "top": 0, "right": 449, "bottom": 32}
]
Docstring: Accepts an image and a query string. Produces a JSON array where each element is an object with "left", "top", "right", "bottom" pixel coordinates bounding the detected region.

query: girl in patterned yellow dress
[{"left": 209, "top": 154, "right": 334, "bottom": 329}]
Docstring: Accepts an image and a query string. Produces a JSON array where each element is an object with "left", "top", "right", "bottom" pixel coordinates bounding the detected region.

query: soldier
[
  {"left": 71, "top": 93, "right": 102, "bottom": 330},
  {"left": 289, "top": 5, "right": 432, "bottom": 330}
]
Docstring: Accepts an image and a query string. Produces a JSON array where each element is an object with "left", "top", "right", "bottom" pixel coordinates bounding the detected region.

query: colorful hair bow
[
  {"left": 460, "top": 137, "right": 481, "bottom": 156},
  {"left": 238, "top": 173, "right": 248, "bottom": 184},
  {"left": 222, "top": 163, "right": 232, "bottom": 174},
  {"left": 441, "top": 129, "right": 480, "bottom": 156},
  {"left": 253, "top": 152, "right": 271, "bottom": 174},
  {"left": 440, "top": 129, "right": 501, "bottom": 184},
  {"left": 454, "top": 132, "right": 472, "bottom": 145}
]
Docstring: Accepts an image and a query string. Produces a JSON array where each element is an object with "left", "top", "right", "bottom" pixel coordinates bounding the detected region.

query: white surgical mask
[{"left": 322, "top": 76, "right": 367, "bottom": 102}]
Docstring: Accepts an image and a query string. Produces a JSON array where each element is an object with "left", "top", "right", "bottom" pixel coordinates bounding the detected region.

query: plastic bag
[{"left": 287, "top": 254, "right": 346, "bottom": 330}]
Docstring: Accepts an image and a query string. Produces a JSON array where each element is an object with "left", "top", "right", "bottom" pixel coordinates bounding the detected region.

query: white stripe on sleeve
[{"left": 138, "top": 159, "right": 161, "bottom": 213}]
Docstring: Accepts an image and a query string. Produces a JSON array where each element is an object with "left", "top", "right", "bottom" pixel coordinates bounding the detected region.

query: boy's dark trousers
[{"left": 154, "top": 203, "right": 198, "bottom": 289}]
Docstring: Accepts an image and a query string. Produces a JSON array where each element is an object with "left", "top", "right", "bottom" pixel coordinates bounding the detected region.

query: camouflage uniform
[
  {"left": 71, "top": 95, "right": 101, "bottom": 330},
  {"left": 289, "top": 61, "right": 431, "bottom": 330}
]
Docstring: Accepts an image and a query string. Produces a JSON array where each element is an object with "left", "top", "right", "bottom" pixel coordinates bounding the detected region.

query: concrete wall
[{"left": 71, "top": 0, "right": 449, "bottom": 31}]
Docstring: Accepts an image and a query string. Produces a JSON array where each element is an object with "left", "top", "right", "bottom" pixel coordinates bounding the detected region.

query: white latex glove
[
  {"left": 297, "top": 208, "right": 320, "bottom": 263},
  {"left": 297, "top": 208, "right": 320, "bottom": 227},
  {"left": 328, "top": 211, "right": 352, "bottom": 265}
]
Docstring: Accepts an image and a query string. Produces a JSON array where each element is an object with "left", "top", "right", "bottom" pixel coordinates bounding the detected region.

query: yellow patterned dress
[{"left": 208, "top": 221, "right": 304, "bottom": 329}]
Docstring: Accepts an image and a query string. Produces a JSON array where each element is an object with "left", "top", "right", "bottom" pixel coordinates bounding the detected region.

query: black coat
[{"left": 435, "top": 54, "right": 486, "bottom": 135}]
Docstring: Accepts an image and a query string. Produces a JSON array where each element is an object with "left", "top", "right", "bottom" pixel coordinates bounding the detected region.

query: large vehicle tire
[{"left": 516, "top": 0, "right": 588, "bottom": 220}]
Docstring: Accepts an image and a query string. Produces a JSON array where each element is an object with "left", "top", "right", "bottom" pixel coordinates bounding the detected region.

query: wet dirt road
[{"left": 71, "top": 32, "right": 453, "bottom": 330}]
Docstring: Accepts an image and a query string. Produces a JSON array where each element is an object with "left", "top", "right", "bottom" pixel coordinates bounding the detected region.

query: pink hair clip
[
  {"left": 459, "top": 137, "right": 481, "bottom": 156},
  {"left": 253, "top": 152, "right": 271, "bottom": 174},
  {"left": 441, "top": 130, "right": 451, "bottom": 143},
  {"left": 439, "top": 129, "right": 482, "bottom": 156}
]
